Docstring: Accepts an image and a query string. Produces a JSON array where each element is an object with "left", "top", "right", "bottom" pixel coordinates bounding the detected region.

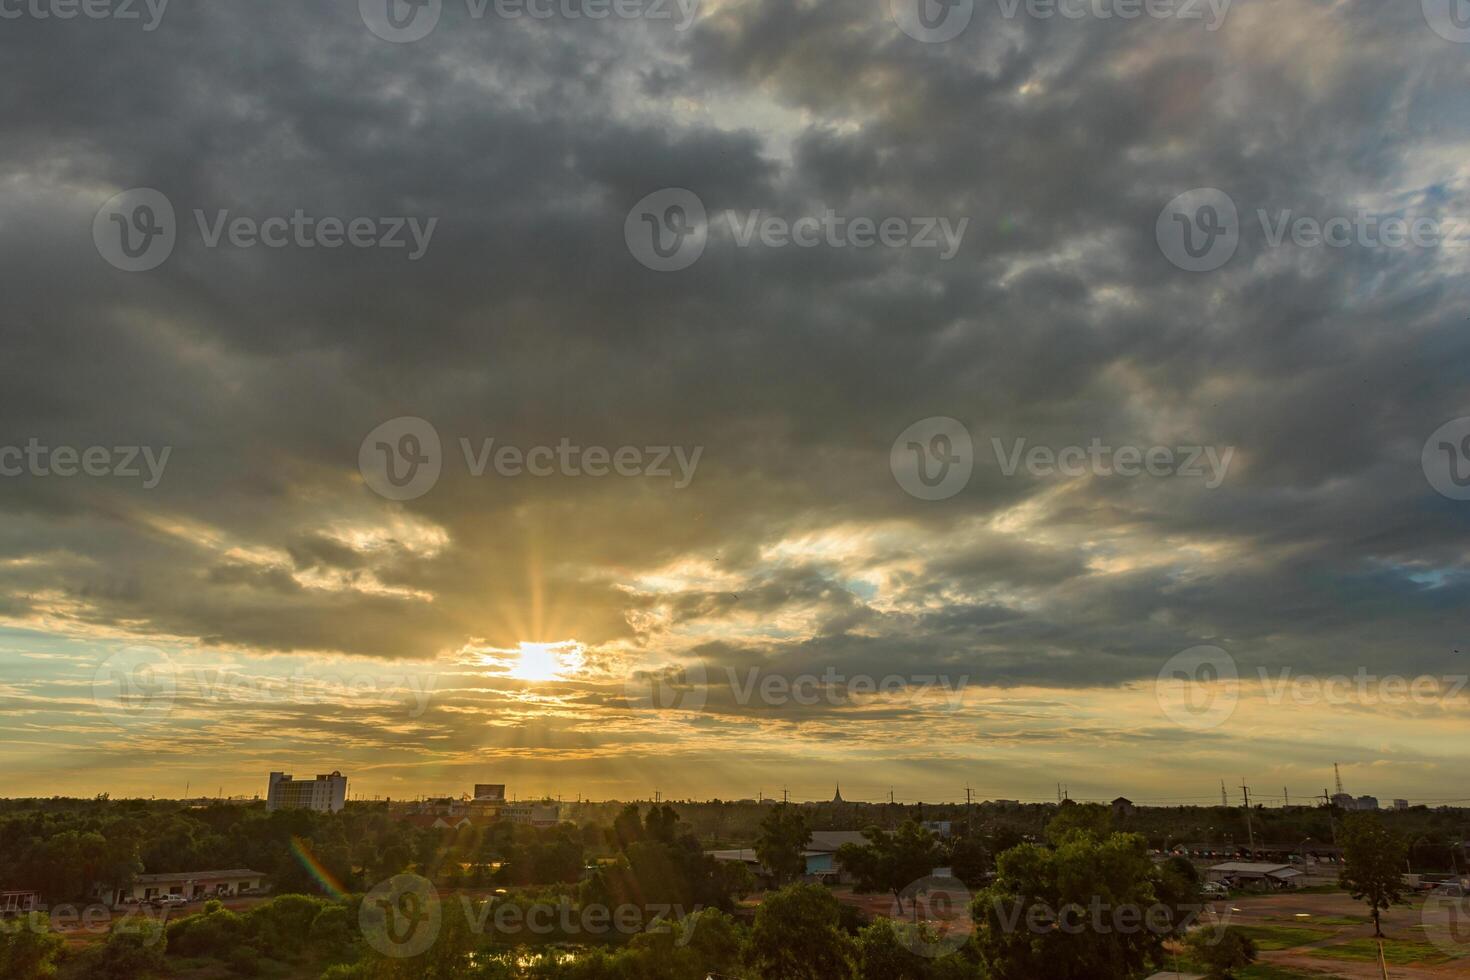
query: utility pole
[
  {"left": 1284, "top": 787, "right": 1290, "bottom": 808},
  {"left": 1222, "top": 780, "right": 1229, "bottom": 807},
  {"left": 1241, "top": 779, "right": 1256, "bottom": 851},
  {"left": 783, "top": 787, "right": 789, "bottom": 804}
]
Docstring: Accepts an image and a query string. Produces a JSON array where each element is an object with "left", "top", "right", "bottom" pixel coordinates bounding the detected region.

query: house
[
  {"left": 1206, "top": 863, "right": 1302, "bottom": 890},
  {"left": 401, "top": 814, "right": 480, "bottom": 832},
  {"left": 98, "top": 869, "right": 268, "bottom": 906},
  {"left": 708, "top": 831, "right": 872, "bottom": 886},
  {"left": 0, "top": 891, "right": 39, "bottom": 917},
  {"left": 1111, "top": 797, "right": 1136, "bottom": 818}
]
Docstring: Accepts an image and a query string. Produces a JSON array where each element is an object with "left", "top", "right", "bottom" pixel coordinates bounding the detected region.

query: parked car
[
  {"left": 237, "top": 887, "right": 269, "bottom": 897},
  {"left": 152, "top": 895, "right": 189, "bottom": 908},
  {"left": 1201, "top": 882, "right": 1229, "bottom": 897}
]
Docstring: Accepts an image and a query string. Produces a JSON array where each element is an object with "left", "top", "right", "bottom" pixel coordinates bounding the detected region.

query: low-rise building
[
  {"left": 267, "top": 771, "right": 347, "bottom": 813},
  {"left": 1206, "top": 862, "right": 1302, "bottom": 890},
  {"left": 0, "top": 891, "right": 39, "bottom": 917},
  {"left": 98, "top": 870, "right": 268, "bottom": 906},
  {"left": 501, "top": 803, "right": 559, "bottom": 828}
]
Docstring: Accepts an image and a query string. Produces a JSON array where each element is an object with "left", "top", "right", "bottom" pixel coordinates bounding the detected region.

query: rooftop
[{"left": 134, "top": 869, "right": 266, "bottom": 883}]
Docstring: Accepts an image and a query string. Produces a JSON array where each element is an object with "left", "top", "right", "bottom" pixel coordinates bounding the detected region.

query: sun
[{"left": 505, "top": 641, "right": 583, "bottom": 682}]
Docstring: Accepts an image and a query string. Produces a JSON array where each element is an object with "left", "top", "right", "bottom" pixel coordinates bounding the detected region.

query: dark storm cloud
[{"left": 0, "top": 0, "right": 1467, "bottom": 701}]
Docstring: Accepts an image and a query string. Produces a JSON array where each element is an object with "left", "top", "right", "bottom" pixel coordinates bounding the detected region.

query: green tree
[
  {"left": 855, "top": 917, "right": 932, "bottom": 980},
  {"left": 836, "top": 822, "right": 941, "bottom": 914},
  {"left": 1339, "top": 812, "right": 1408, "bottom": 938},
  {"left": 972, "top": 832, "right": 1174, "bottom": 980},
  {"left": 1187, "top": 927, "right": 1256, "bottom": 979},
  {"left": 755, "top": 804, "right": 811, "bottom": 889},
  {"left": 92, "top": 917, "right": 168, "bottom": 980},
  {"left": 947, "top": 834, "right": 991, "bottom": 887},
  {"left": 1044, "top": 802, "right": 1113, "bottom": 844},
  {"left": 0, "top": 914, "right": 65, "bottom": 979},
  {"left": 609, "top": 804, "right": 645, "bottom": 850},
  {"left": 747, "top": 883, "right": 857, "bottom": 980}
]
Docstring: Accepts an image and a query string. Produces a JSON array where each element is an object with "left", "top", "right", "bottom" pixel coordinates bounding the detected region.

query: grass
[
  {"left": 1171, "top": 953, "right": 1337, "bottom": 978},
  {"left": 1306, "top": 936, "right": 1454, "bottom": 966},
  {"left": 1234, "top": 924, "right": 1334, "bottom": 950},
  {"left": 1234, "top": 965, "right": 1336, "bottom": 979},
  {"left": 1295, "top": 915, "right": 1367, "bottom": 926}
]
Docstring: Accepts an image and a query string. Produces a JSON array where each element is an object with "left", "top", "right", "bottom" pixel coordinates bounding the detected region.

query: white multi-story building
[{"left": 266, "top": 771, "right": 347, "bottom": 813}]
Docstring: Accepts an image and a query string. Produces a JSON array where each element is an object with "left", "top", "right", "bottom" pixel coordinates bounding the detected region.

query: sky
[{"left": 1, "top": 0, "right": 1469, "bottom": 807}]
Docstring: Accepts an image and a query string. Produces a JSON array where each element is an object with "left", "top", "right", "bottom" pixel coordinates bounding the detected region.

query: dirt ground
[{"left": 824, "top": 886, "right": 1470, "bottom": 978}]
